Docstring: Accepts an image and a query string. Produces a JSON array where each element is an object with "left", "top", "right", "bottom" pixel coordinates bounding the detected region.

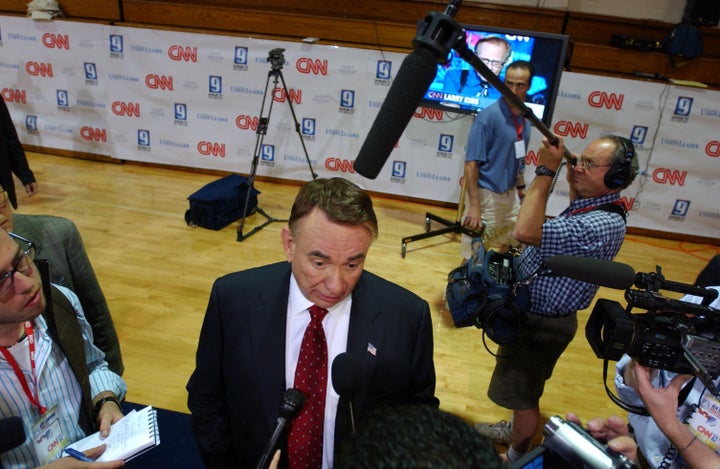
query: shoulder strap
[{"left": 593, "top": 202, "right": 627, "bottom": 224}]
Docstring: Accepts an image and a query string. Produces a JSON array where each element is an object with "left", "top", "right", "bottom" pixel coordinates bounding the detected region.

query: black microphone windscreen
[
  {"left": 0, "top": 416, "right": 26, "bottom": 453},
  {"left": 279, "top": 388, "right": 306, "bottom": 420},
  {"left": 332, "top": 352, "right": 363, "bottom": 397},
  {"left": 354, "top": 47, "right": 439, "bottom": 179},
  {"left": 546, "top": 256, "right": 636, "bottom": 290}
]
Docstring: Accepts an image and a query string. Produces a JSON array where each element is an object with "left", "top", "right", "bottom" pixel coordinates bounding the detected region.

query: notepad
[{"left": 67, "top": 405, "right": 160, "bottom": 462}]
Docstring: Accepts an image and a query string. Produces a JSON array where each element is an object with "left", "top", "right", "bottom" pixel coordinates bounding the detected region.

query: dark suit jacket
[
  {"left": 187, "top": 262, "right": 438, "bottom": 468},
  {"left": 13, "top": 213, "right": 124, "bottom": 375},
  {"left": 0, "top": 97, "right": 35, "bottom": 209}
]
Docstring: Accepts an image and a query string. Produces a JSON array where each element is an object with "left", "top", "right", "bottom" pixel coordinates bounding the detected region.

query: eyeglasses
[
  {"left": 572, "top": 156, "right": 612, "bottom": 171},
  {"left": 480, "top": 57, "right": 507, "bottom": 69},
  {"left": 0, "top": 233, "right": 36, "bottom": 296}
]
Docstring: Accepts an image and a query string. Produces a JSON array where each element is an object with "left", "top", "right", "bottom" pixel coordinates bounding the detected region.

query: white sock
[{"left": 506, "top": 446, "right": 525, "bottom": 463}]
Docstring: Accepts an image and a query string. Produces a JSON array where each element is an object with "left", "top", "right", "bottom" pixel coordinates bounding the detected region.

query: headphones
[{"left": 604, "top": 136, "right": 635, "bottom": 189}]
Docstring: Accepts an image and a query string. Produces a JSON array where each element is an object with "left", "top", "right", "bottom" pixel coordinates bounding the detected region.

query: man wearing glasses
[
  {"left": 442, "top": 36, "right": 511, "bottom": 101},
  {"left": 474, "top": 135, "right": 639, "bottom": 464},
  {"left": 0, "top": 229, "right": 126, "bottom": 467},
  {"left": 0, "top": 186, "right": 124, "bottom": 376}
]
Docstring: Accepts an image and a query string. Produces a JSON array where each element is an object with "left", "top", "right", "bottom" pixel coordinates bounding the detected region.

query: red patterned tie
[{"left": 288, "top": 305, "right": 329, "bottom": 469}]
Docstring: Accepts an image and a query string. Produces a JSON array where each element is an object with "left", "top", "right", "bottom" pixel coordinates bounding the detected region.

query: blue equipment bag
[{"left": 185, "top": 175, "right": 259, "bottom": 230}]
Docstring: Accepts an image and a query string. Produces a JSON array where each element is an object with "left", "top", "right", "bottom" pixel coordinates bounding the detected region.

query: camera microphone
[{"left": 546, "top": 256, "right": 636, "bottom": 290}]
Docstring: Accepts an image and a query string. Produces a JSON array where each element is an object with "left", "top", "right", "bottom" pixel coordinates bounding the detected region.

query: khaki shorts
[{"left": 487, "top": 312, "right": 578, "bottom": 410}]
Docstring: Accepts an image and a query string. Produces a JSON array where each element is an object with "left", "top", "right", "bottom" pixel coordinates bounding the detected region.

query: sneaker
[{"left": 474, "top": 419, "right": 512, "bottom": 445}]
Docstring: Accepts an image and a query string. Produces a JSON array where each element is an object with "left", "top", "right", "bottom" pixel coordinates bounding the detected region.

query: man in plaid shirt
[{"left": 474, "top": 134, "right": 639, "bottom": 464}]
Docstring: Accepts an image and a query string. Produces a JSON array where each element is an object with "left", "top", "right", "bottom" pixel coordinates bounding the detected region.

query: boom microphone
[
  {"left": 546, "top": 256, "right": 636, "bottom": 290},
  {"left": 332, "top": 352, "right": 362, "bottom": 434},
  {"left": 0, "top": 416, "right": 26, "bottom": 453},
  {"left": 255, "top": 388, "right": 306, "bottom": 469},
  {"left": 354, "top": 1, "right": 465, "bottom": 179}
]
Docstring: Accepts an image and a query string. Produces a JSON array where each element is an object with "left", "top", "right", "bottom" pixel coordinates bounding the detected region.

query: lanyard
[
  {"left": 0, "top": 321, "right": 47, "bottom": 414},
  {"left": 511, "top": 113, "right": 524, "bottom": 141},
  {"left": 567, "top": 200, "right": 623, "bottom": 217}
]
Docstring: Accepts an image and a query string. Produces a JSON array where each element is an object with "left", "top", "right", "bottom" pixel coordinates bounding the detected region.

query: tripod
[
  {"left": 237, "top": 48, "right": 317, "bottom": 242},
  {"left": 400, "top": 178, "right": 481, "bottom": 257}
]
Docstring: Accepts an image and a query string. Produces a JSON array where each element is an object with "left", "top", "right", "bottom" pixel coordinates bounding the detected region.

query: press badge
[
  {"left": 514, "top": 140, "right": 526, "bottom": 159},
  {"left": 687, "top": 391, "right": 720, "bottom": 454},
  {"left": 32, "top": 405, "right": 68, "bottom": 465}
]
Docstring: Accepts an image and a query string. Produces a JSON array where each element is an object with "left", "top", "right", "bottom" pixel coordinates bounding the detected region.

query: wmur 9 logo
[
  {"left": 26, "top": 62, "right": 54, "bottom": 77},
  {"left": 42, "top": 33, "right": 69, "bottom": 49},
  {"left": 296, "top": 58, "right": 328, "bottom": 76},
  {"left": 587, "top": 91, "right": 624, "bottom": 110},
  {"left": 1, "top": 88, "right": 26, "bottom": 104},
  {"left": 168, "top": 45, "right": 198, "bottom": 62}
]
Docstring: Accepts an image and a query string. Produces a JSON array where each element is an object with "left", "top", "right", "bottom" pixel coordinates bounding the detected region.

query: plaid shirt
[{"left": 518, "top": 193, "right": 627, "bottom": 316}]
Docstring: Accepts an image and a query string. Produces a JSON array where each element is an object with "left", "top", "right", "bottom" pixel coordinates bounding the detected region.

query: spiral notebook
[{"left": 67, "top": 405, "right": 161, "bottom": 462}]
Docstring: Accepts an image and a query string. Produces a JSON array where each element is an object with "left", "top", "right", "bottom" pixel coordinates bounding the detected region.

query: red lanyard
[
  {"left": 511, "top": 113, "right": 524, "bottom": 141},
  {"left": 0, "top": 321, "right": 47, "bottom": 414}
]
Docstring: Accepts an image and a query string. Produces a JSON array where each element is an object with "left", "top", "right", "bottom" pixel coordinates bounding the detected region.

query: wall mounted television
[{"left": 421, "top": 24, "right": 570, "bottom": 126}]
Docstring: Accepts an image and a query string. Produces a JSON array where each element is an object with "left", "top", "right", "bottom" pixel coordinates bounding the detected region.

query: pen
[{"left": 63, "top": 447, "right": 95, "bottom": 462}]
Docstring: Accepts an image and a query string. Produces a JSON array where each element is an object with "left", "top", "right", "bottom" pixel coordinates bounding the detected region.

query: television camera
[{"left": 586, "top": 264, "right": 720, "bottom": 398}]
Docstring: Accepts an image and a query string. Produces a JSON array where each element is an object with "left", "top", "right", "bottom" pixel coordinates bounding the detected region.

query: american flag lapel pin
[{"left": 367, "top": 342, "right": 377, "bottom": 356}]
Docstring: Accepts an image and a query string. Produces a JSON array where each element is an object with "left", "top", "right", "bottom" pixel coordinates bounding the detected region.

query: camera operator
[
  {"left": 474, "top": 135, "right": 639, "bottom": 463},
  {"left": 571, "top": 284, "right": 720, "bottom": 469}
]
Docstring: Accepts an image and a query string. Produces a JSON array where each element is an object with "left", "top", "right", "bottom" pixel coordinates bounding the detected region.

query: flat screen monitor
[{"left": 421, "top": 24, "right": 569, "bottom": 126}]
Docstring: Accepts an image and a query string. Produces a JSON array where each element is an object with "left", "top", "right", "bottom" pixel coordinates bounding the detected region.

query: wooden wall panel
[{"left": 0, "top": 0, "right": 121, "bottom": 20}]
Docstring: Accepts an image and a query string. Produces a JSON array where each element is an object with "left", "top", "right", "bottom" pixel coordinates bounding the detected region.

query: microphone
[
  {"left": 0, "top": 416, "right": 26, "bottom": 453},
  {"left": 255, "top": 388, "right": 305, "bottom": 469},
  {"left": 331, "top": 352, "right": 362, "bottom": 434},
  {"left": 545, "top": 256, "right": 636, "bottom": 290},
  {"left": 354, "top": 1, "right": 465, "bottom": 179}
]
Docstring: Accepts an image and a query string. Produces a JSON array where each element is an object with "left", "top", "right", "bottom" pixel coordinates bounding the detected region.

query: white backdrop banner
[{"left": 1, "top": 16, "right": 717, "bottom": 238}]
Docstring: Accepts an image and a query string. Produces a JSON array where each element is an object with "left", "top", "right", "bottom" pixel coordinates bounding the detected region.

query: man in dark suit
[
  {"left": 0, "top": 97, "right": 38, "bottom": 209},
  {"left": 0, "top": 186, "right": 124, "bottom": 375},
  {"left": 187, "top": 177, "right": 438, "bottom": 469}
]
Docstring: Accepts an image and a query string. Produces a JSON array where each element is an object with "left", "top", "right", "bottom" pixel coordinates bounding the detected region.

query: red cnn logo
[
  {"left": 236, "top": 115, "right": 259, "bottom": 130},
  {"left": 168, "top": 45, "right": 198, "bottom": 62},
  {"left": 26, "top": 62, "right": 54, "bottom": 77},
  {"left": 197, "top": 141, "right": 225, "bottom": 157},
  {"left": 524, "top": 149, "right": 540, "bottom": 166},
  {"left": 619, "top": 196, "right": 635, "bottom": 211},
  {"left": 145, "top": 74, "right": 174, "bottom": 90},
  {"left": 414, "top": 107, "right": 445, "bottom": 121},
  {"left": 111, "top": 101, "right": 141, "bottom": 117},
  {"left": 42, "top": 33, "right": 70, "bottom": 49},
  {"left": 706, "top": 141, "right": 720, "bottom": 157},
  {"left": 553, "top": 120, "right": 589, "bottom": 139},
  {"left": 588, "top": 91, "right": 624, "bottom": 110},
  {"left": 652, "top": 168, "right": 687, "bottom": 186},
  {"left": 324, "top": 158, "right": 355, "bottom": 173},
  {"left": 80, "top": 127, "right": 107, "bottom": 142},
  {"left": 1, "top": 88, "right": 27, "bottom": 104},
  {"left": 296, "top": 58, "right": 328, "bottom": 76},
  {"left": 272, "top": 87, "right": 302, "bottom": 105}
]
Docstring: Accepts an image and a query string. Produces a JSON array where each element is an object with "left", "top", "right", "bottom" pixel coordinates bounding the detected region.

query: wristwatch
[{"left": 535, "top": 165, "right": 557, "bottom": 177}]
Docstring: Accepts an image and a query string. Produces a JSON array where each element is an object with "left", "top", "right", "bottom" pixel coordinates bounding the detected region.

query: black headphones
[{"left": 604, "top": 137, "right": 635, "bottom": 189}]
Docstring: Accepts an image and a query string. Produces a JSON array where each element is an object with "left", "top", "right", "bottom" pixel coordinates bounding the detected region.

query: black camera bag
[{"left": 184, "top": 175, "right": 260, "bottom": 230}]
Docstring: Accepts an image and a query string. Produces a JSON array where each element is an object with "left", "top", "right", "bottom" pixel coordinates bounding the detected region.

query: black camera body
[
  {"left": 446, "top": 246, "right": 530, "bottom": 345},
  {"left": 586, "top": 266, "right": 720, "bottom": 391},
  {"left": 267, "top": 48, "right": 286, "bottom": 70}
]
